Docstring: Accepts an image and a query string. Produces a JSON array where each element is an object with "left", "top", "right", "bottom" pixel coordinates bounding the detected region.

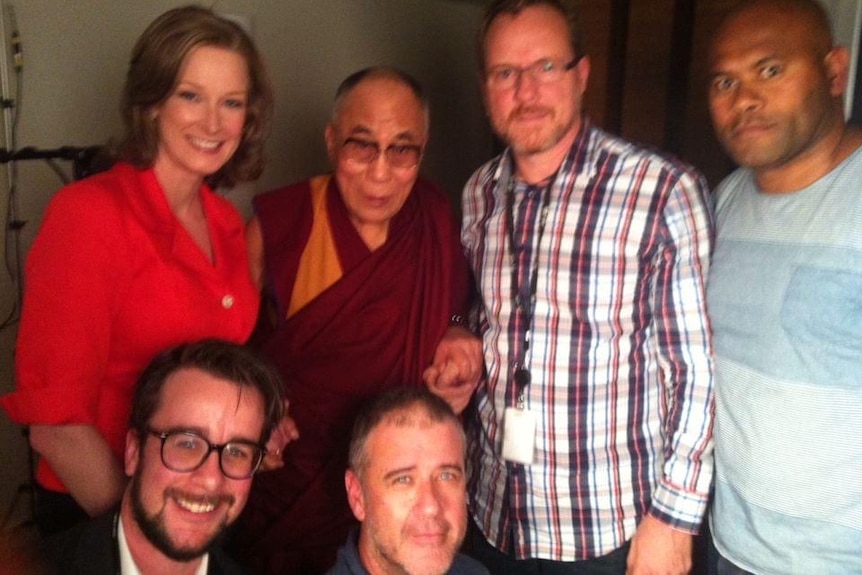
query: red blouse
[{"left": 1, "top": 162, "right": 259, "bottom": 492}]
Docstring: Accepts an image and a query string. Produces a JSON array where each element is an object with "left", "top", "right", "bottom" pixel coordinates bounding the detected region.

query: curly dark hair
[{"left": 129, "top": 339, "right": 285, "bottom": 445}]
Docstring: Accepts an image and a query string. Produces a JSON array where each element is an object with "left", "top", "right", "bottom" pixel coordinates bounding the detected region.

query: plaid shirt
[{"left": 462, "top": 121, "right": 715, "bottom": 561}]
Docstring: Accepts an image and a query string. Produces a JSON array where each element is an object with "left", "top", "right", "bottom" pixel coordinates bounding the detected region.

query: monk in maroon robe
[{"left": 232, "top": 67, "right": 481, "bottom": 575}]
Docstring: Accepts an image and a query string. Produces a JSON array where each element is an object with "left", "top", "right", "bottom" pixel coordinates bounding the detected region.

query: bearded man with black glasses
[{"left": 44, "top": 340, "right": 284, "bottom": 575}]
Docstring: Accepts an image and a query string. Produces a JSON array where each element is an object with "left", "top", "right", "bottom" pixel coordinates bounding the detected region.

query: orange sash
[{"left": 287, "top": 175, "right": 342, "bottom": 317}]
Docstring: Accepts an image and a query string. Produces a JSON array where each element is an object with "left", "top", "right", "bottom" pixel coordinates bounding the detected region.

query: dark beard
[{"left": 129, "top": 472, "right": 229, "bottom": 562}]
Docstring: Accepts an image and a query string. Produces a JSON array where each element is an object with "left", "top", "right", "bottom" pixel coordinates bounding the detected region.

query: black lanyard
[{"left": 504, "top": 175, "right": 553, "bottom": 406}]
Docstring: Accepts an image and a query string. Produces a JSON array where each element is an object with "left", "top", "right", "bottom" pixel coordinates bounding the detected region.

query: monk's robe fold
[{"left": 235, "top": 175, "right": 470, "bottom": 574}]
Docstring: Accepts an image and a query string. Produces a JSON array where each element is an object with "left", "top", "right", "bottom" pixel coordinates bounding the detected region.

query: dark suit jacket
[{"left": 45, "top": 511, "right": 246, "bottom": 574}]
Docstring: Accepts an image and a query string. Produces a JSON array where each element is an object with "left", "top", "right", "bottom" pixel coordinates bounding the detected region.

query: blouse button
[{"left": 222, "top": 294, "right": 235, "bottom": 309}]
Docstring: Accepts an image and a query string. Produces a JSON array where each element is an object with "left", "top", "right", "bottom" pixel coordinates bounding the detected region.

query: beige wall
[{"left": 0, "top": 0, "right": 490, "bottom": 527}]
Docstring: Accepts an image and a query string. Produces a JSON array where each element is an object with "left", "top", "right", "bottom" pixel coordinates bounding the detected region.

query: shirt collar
[
  {"left": 117, "top": 514, "right": 209, "bottom": 575},
  {"left": 491, "top": 116, "right": 594, "bottom": 188}
]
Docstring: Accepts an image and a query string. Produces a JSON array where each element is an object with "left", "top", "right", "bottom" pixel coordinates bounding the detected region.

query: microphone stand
[{"left": 0, "top": 145, "right": 105, "bottom": 180}]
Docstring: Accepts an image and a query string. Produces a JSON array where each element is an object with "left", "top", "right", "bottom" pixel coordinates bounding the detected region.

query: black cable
[{"left": 0, "top": 66, "right": 21, "bottom": 332}]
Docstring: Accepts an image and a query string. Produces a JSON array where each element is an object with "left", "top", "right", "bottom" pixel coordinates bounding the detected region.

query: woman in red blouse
[{"left": 0, "top": 5, "right": 272, "bottom": 535}]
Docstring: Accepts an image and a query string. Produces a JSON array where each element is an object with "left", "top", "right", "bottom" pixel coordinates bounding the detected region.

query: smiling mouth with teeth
[
  {"left": 176, "top": 498, "right": 217, "bottom": 513},
  {"left": 190, "top": 137, "right": 221, "bottom": 150},
  {"left": 172, "top": 490, "right": 233, "bottom": 514}
]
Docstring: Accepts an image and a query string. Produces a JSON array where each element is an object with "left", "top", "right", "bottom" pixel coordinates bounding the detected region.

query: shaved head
[{"left": 714, "top": 0, "right": 834, "bottom": 61}]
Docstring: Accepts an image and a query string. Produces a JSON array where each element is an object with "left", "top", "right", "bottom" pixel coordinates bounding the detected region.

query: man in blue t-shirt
[{"left": 708, "top": 1, "right": 862, "bottom": 573}]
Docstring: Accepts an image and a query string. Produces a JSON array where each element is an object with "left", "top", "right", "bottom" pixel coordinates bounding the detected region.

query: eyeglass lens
[
  {"left": 341, "top": 138, "right": 421, "bottom": 168},
  {"left": 487, "top": 58, "right": 578, "bottom": 90},
  {"left": 156, "top": 430, "right": 263, "bottom": 479}
]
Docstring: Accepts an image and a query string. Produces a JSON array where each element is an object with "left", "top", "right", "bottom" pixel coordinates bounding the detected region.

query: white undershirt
[{"left": 117, "top": 515, "right": 209, "bottom": 575}]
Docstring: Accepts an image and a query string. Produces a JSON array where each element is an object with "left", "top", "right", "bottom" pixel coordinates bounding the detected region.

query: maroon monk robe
[{"left": 234, "top": 176, "right": 470, "bottom": 575}]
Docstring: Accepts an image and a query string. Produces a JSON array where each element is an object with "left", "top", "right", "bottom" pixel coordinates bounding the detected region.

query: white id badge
[{"left": 502, "top": 407, "right": 536, "bottom": 465}]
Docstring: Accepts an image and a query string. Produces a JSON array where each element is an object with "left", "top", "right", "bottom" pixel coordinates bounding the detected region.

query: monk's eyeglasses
[{"left": 340, "top": 137, "right": 423, "bottom": 169}]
